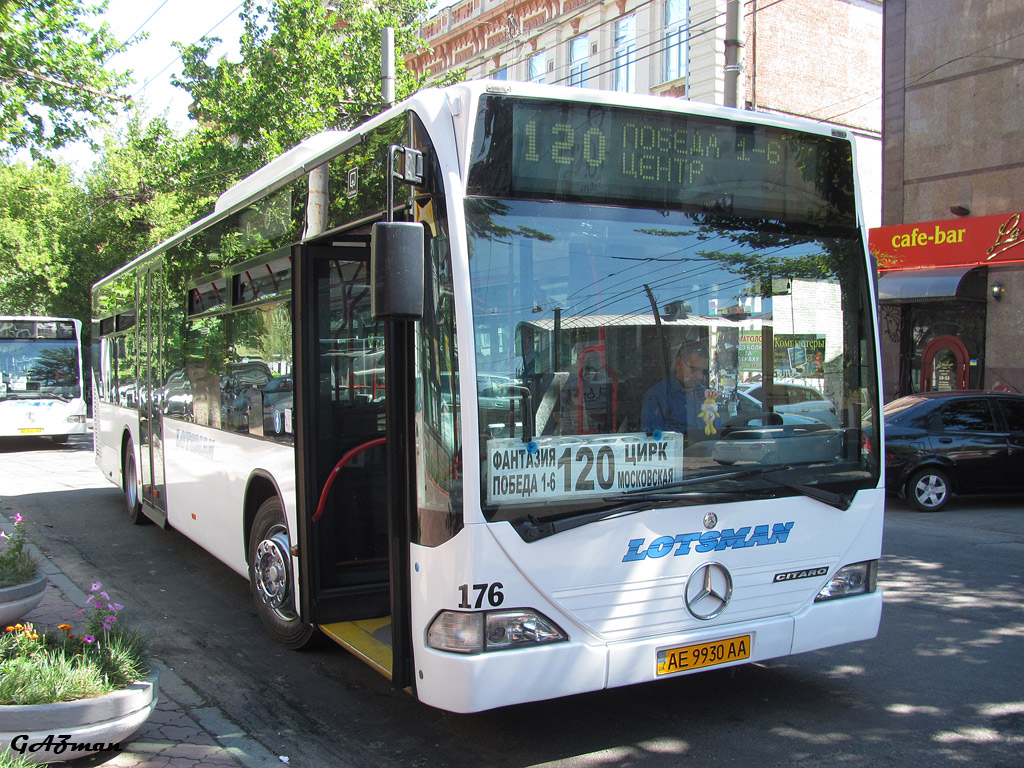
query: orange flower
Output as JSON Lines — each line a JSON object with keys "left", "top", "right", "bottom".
{"left": 58, "top": 624, "right": 72, "bottom": 632}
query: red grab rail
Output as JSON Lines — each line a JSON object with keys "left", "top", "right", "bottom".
{"left": 312, "top": 437, "right": 387, "bottom": 522}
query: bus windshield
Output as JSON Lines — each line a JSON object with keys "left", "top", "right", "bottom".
{"left": 466, "top": 198, "right": 879, "bottom": 522}
{"left": 0, "top": 320, "right": 81, "bottom": 400}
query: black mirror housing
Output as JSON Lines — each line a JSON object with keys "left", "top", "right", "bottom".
{"left": 371, "top": 221, "right": 425, "bottom": 320}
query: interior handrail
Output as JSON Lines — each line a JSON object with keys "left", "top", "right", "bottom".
{"left": 312, "top": 437, "right": 387, "bottom": 522}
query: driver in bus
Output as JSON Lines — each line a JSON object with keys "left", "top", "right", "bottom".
{"left": 641, "top": 339, "right": 719, "bottom": 440}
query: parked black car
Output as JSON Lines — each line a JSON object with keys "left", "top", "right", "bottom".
{"left": 883, "top": 390, "right": 1024, "bottom": 511}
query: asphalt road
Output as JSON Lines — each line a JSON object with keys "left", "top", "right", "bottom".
{"left": 2, "top": 432, "right": 1023, "bottom": 767}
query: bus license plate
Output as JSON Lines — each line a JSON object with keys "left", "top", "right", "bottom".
{"left": 656, "top": 634, "right": 751, "bottom": 676}
{"left": 19, "top": 428, "right": 43, "bottom": 434}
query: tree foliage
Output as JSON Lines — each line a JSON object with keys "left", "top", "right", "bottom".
{"left": 1, "top": 0, "right": 450, "bottom": 319}
{"left": 173, "top": 0, "right": 433, "bottom": 177}
{"left": 0, "top": 0, "right": 129, "bottom": 158}
{"left": 0, "top": 161, "right": 83, "bottom": 313}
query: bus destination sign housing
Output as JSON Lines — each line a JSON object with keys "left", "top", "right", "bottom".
{"left": 468, "top": 96, "right": 856, "bottom": 226}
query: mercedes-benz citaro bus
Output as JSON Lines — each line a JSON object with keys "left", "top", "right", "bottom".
{"left": 1, "top": 316, "right": 88, "bottom": 443}
{"left": 92, "top": 81, "right": 883, "bottom": 713}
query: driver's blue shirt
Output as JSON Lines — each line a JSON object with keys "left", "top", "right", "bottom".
{"left": 641, "top": 376, "right": 710, "bottom": 435}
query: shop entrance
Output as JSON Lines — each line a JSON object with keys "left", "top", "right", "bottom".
{"left": 921, "top": 334, "right": 970, "bottom": 392}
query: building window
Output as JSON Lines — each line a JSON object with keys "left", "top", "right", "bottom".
{"left": 493, "top": 67, "right": 508, "bottom": 80}
{"left": 614, "top": 16, "right": 636, "bottom": 92}
{"left": 569, "top": 35, "right": 589, "bottom": 87}
{"left": 665, "top": 0, "right": 688, "bottom": 82}
{"left": 529, "top": 52, "right": 547, "bottom": 84}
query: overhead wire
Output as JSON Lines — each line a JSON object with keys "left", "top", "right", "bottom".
{"left": 104, "top": 0, "right": 173, "bottom": 63}
{"left": 129, "top": 2, "right": 245, "bottom": 102}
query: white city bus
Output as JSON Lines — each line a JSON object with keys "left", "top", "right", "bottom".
{"left": 92, "top": 82, "right": 883, "bottom": 713}
{"left": 0, "top": 316, "right": 88, "bottom": 442}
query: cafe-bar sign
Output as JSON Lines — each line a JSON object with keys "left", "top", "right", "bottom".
{"left": 869, "top": 211, "right": 1024, "bottom": 271}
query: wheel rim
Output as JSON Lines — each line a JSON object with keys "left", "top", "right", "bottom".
{"left": 125, "top": 455, "right": 138, "bottom": 509}
{"left": 254, "top": 525, "right": 296, "bottom": 619}
{"left": 913, "top": 474, "right": 947, "bottom": 509}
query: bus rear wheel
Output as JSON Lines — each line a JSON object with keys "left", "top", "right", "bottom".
{"left": 123, "top": 440, "right": 148, "bottom": 525}
{"left": 248, "top": 498, "right": 316, "bottom": 649}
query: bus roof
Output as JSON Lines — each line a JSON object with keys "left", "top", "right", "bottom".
{"left": 93, "top": 81, "right": 856, "bottom": 290}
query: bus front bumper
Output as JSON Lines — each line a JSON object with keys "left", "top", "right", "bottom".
{"left": 414, "top": 590, "right": 882, "bottom": 713}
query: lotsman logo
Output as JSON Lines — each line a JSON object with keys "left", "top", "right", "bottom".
{"left": 622, "top": 522, "right": 795, "bottom": 562}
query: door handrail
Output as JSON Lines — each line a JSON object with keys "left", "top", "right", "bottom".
{"left": 313, "top": 437, "right": 387, "bottom": 522}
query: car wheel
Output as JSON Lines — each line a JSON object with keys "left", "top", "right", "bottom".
{"left": 248, "top": 498, "right": 317, "bottom": 649}
{"left": 906, "top": 467, "right": 951, "bottom": 512}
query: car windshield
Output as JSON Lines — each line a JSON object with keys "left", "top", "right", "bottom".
{"left": 466, "top": 198, "right": 880, "bottom": 523}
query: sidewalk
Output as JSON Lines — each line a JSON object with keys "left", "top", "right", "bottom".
{"left": 4, "top": 512, "right": 286, "bottom": 768}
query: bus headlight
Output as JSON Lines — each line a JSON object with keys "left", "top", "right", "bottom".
{"left": 427, "top": 609, "right": 567, "bottom": 654}
{"left": 814, "top": 561, "right": 877, "bottom": 601}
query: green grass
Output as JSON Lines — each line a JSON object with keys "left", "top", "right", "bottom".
{"left": 0, "top": 624, "right": 149, "bottom": 705}
{"left": 0, "top": 749, "right": 35, "bottom": 767}
{"left": 0, "top": 548, "right": 37, "bottom": 589}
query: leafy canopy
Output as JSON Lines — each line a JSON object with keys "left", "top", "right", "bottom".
{"left": 173, "top": 0, "right": 433, "bottom": 171}
{"left": 0, "top": 0, "right": 130, "bottom": 158}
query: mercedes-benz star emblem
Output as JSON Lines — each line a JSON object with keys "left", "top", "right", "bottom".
{"left": 684, "top": 562, "right": 733, "bottom": 620}
{"left": 703, "top": 511, "right": 718, "bottom": 529}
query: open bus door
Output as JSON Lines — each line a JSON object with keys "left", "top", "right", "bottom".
{"left": 293, "top": 223, "right": 424, "bottom": 693}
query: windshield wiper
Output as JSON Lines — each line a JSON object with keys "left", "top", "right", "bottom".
{"left": 623, "top": 462, "right": 852, "bottom": 510}
{"left": 515, "top": 463, "right": 851, "bottom": 542}
{"left": 4, "top": 390, "right": 70, "bottom": 402}
{"left": 761, "top": 474, "right": 852, "bottom": 511}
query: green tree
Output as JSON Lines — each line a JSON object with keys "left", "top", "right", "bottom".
{"left": 172, "top": 0, "right": 434, "bottom": 177}
{"left": 0, "top": 160, "right": 84, "bottom": 313}
{"left": 0, "top": 0, "right": 130, "bottom": 158}
{"left": 59, "top": 115, "right": 200, "bottom": 321}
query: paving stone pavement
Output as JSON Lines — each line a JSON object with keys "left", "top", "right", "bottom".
{"left": 3, "top": 514, "right": 284, "bottom": 768}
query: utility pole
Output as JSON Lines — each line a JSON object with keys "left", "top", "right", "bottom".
{"left": 724, "top": 0, "right": 743, "bottom": 108}
{"left": 382, "top": 26, "right": 396, "bottom": 107}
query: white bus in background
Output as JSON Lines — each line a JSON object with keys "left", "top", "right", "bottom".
{"left": 0, "top": 316, "right": 87, "bottom": 443}
{"left": 92, "top": 82, "right": 884, "bottom": 713}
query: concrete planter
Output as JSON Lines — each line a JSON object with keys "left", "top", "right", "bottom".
{"left": 0, "top": 669, "right": 159, "bottom": 764}
{"left": 0, "top": 570, "right": 47, "bottom": 626}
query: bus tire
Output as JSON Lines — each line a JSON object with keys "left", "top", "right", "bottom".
{"left": 51, "top": 434, "right": 69, "bottom": 444}
{"left": 123, "top": 440, "right": 148, "bottom": 525}
{"left": 248, "top": 498, "right": 317, "bottom": 649}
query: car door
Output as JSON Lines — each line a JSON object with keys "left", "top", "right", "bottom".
{"left": 994, "top": 397, "right": 1024, "bottom": 491}
{"left": 928, "top": 398, "right": 1005, "bottom": 492}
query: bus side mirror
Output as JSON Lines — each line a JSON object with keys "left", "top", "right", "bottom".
{"left": 371, "top": 221, "right": 424, "bottom": 320}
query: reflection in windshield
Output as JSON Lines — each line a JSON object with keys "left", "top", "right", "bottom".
{"left": 0, "top": 339, "right": 81, "bottom": 399}
{"left": 466, "top": 199, "right": 879, "bottom": 521}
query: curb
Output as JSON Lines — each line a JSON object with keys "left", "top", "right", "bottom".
{"left": 1, "top": 510, "right": 280, "bottom": 768}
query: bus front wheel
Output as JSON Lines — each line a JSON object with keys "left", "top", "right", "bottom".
{"left": 248, "top": 498, "right": 316, "bottom": 649}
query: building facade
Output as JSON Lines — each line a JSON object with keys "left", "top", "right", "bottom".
{"left": 407, "top": 0, "right": 883, "bottom": 225}
{"left": 871, "top": 0, "right": 1024, "bottom": 400}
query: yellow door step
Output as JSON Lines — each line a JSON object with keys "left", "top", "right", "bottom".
{"left": 320, "top": 617, "right": 393, "bottom": 680}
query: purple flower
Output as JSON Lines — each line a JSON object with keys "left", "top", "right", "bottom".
{"left": 90, "top": 582, "right": 102, "bottom": 592}
{"left": 13, "top": 514, "right": 23, "bottom": 523}
{"left": 0, "top": 531, "right": 7, "bottom": 540}
{"left": 110, "top": 603, "right": 124, "bottom": 612}
{"left": 83, "top": 635, "right": 96, "bottom": 643}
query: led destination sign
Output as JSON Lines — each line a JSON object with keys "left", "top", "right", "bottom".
{"left": 468, "top": 96, "right": 855, "bottom": 225}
